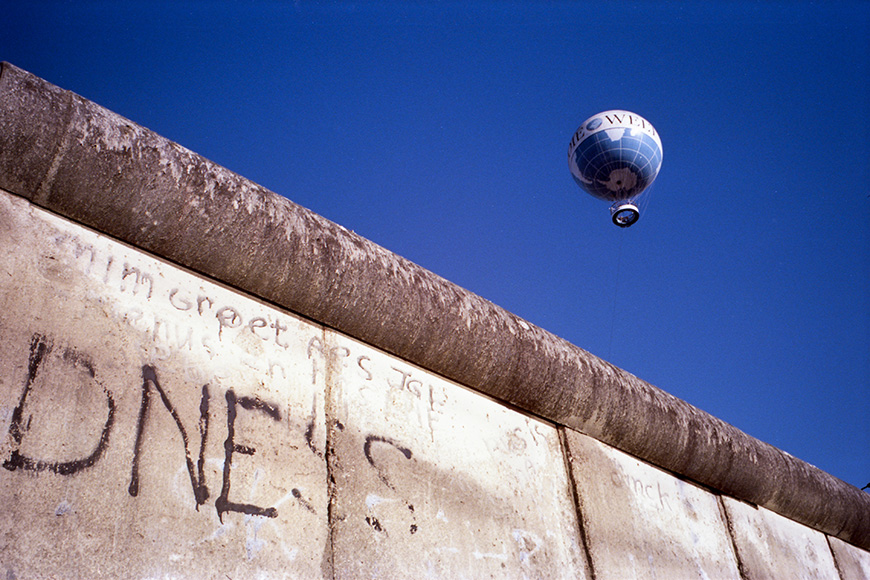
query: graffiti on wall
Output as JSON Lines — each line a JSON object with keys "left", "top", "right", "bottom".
{"left": 0, "top": 196, "right": 586, "bottom": 577}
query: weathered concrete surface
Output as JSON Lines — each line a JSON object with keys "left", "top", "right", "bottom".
{"left": 1, "top": 61, "right": 869, "bottom": 551}
{"left": 0, "top": 188, "right": 591, "bottom": 578}
{"left": 829, "top": 535, "right": 870, "bottom": 580}
{"left": 563, "top": 429, "right": 741, "bottom": 579}
{"left": 0, "top": 191, "right": 330, "bottom": 578}
{"left": 323, "top": 330, "right": 589, "bottom": 579}
{"left": 722, "top": 496, "right": 840, "bottom": 580}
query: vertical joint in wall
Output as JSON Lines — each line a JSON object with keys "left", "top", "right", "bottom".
{"left": 320, "top": 327, "right": 337, "bottom": 579}
{"left": 718, "top": 494, "right": 749, "bottom": 580}
{"left": 558, "top": 426, "right": 598, "bottom": 580}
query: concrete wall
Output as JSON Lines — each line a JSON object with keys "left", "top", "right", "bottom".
{"left": 0, "top": 191, "right": 588, "bottom": 578}
{"left": 0, "top": 62, "right": 868, "bottom": 578}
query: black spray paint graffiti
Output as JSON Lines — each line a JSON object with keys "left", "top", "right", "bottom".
{"left": 3, "top": 333, "right": 424, "bottom": 533}
{"left": 2, "top": 334, "right": 285, "bottom": 522}
{"left": 128, "top": 365, "right": 210, "bottom": 507}
{"left": 363, "top": 435, "right": 412, "bottom": 490}
{"left": 215, "top": 389, "right": 281, "bottom": 522}
{"left": 3, "top": 334, "right": 115, "bottom": 475}
{"left": 363, "top": 434, "right": 418, "bottom": 535}
{"left": 129, "top": 366, "right": 283, "bottom": 521}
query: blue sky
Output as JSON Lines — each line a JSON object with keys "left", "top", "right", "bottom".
{"left": 5, "top": 1, "right": 869, "bottom": 489}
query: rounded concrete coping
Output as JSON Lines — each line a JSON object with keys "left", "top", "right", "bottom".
{"left": 1, "top": 61, "right": 868, "bottom": 549}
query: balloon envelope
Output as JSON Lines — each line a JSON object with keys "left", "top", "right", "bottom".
{"left": 568, "top": 110, "right": 663, "bottom": 204}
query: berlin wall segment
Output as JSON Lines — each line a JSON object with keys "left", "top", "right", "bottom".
{"left": 561, "top": 429, "right": 862, "bottom": 579}
{"left": 0, "top": 191, "right": 331, "bottom": 577}
{"left": 828, "top": 536, "right": 870, "bottom": 580}
{"left": 562, "top": 429, "right": 743, "bottom": 579}
{"left": 0, "top": 190, "right": 589, "bottom": 578}
{"left": 2, "top": 62, "right": 867, "bottom": 551}
{"left": 323, "top": 329, "right": 589, "bottom": 579}
{"left": 721, "top": 496, "right": 842, "bottom": 580}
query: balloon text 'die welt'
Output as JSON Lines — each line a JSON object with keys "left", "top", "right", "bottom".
{"left": 568, "top": 110, "right": 663, "bottom": 227}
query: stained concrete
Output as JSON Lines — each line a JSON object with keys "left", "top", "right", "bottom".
{"left": 0, "top": 188, "right": 589, "bottom": 578}
{"left": 563, "top": 429, "right": 742, "bottom": 579}
{"left": 829, "top": 536, "right": 870, "bottom": 580}
{"left": 0, "top": 190, "right": 330, "bottom": 578}
{"left": 323, "top": 330, "right": 589, "bottom": 579}
{"left": 722, "top": 496, "right": 841, "bottom": 579}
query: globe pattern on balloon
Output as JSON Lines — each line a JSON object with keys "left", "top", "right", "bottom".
{"left": 569, "top": 114, "right": 663, "bottom": 203}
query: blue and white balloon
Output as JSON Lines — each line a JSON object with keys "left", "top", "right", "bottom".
{"left": 568, "top": 110, "right": 662, "bottom": 227}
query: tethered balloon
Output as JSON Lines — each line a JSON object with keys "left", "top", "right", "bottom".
{"left": 568, "top": 110, "right": 663, "bottom": 227}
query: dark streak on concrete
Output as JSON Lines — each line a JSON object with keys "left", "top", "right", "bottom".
{"left": 292, "top": 488, "right": 317, "bottom": 514}
{"left": 1, "top": 61, "right": 868, "bottom": 549}
{"left": 363, "top": 434, "right": 413, "bottom": 491}
{"left": 3, "top": 334, "right": 115, "bottom": 476}
{"left": 216, "top": 389, "right": 279, "bottom": 522}
{"left": 129, "top": 365, "right": 210, "bottom": 507}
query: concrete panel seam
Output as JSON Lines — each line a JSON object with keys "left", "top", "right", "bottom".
{"left": 827, "top": 534, "right": 847, "bottom": 580}
{"left": 321, "top": 326, "right": 338, "bottom": 580}
{"left": 718, "top": 494, "right": 750, "bottom": 580}
{"left": 558, "top": 426, "right": 598, "bottom": 580}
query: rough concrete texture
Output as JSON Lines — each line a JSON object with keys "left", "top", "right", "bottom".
{"left": 829, "top": 536, "right": 870, "bottom": 580}
{"left": 0, "top": 188, "right": 591, "bottom": 578}
{"left": 722, "top": 496, "right": 841, "bottom": 579}
{"left": 323, "top": 330, "right": 589, "bottom": 579}
{"left": 2, "top": 61, "right": 867, "bottom": 550}
{"left": 0, "top": 191, "right": 330, "bottom": 578}
{"left": 563, "top": 429, "right": 742, "bottom": 579}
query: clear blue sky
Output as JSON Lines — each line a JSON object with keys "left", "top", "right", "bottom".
{"left": 5, "top": 1, "right": 868, "bottom": 489}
